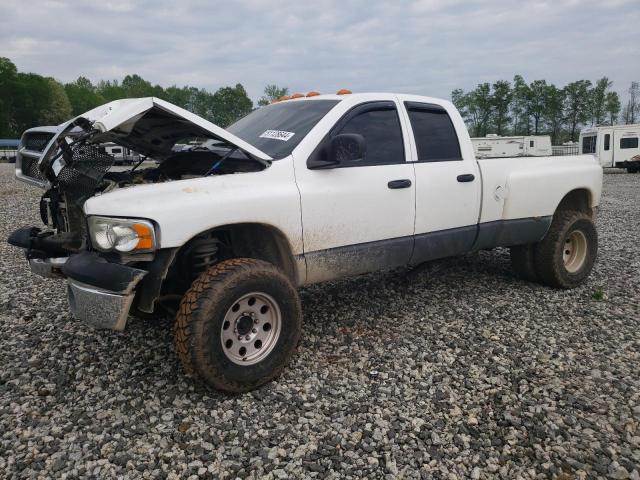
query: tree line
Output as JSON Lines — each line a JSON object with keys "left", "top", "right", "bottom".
{"left": 452, "top": 76, "right": 640, "bottom": 144}
{"left": 0, "top": 57, "right": 289, "bottom": 138}
{"left": 3, "top": 55, "right": 639, "bottom": 146}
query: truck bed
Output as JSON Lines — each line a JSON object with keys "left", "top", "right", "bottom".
{"left": 476, "top": 154, "right": 602, "bottom": 224}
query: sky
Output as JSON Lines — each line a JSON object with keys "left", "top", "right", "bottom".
{"left": 2, "top": 0, "right": 639, "bottom": 103}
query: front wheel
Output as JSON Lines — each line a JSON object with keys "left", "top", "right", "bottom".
{"left": 534, "top": 211, "right": 598, "bottom": 289}
{"left": 174, "top": 258, "right": 302, "bottom": 392}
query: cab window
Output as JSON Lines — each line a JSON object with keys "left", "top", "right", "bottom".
{"left": 405, "top": 102, "right": 462, "bottom": 162}
{"left": 333, "top": 102, "right": 405, "bottom": 166}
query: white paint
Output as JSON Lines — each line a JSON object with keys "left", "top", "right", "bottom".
{"left": 471, "top": 135, "right": 553, "bottom": 158}
{"left": 79, "top": 97, "right": 272, "bottom": 161}
{"left": 25, "top": 93, "right": 603, "bottom": 286}
{"left": 579, "top": 124, "right": 640, "bottom": 169}
{"left": 398, "top": 94, "right": 482, "bottom": 234}
{"left": 291, "top": 93, "right": 415, "bottom": 254}
{"left": 476, "top": 154, "right": 602, "bottom": 223}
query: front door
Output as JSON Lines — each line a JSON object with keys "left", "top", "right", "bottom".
{"left": 295, "top": 101, "right": 416, "bottom": 283}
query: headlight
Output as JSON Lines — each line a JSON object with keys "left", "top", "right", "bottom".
{"left": 87, "top": 216, "right": 157, "bottom": 253}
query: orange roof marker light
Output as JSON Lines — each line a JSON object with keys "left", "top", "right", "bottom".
{"left": 306, "top": 91, "right": 321, "bottom": 97}
{"left": 290, "top": 93, "right": 304, "bottom": 99}
{"left": 336, "top": 88, "right": 352, "bottom": 95}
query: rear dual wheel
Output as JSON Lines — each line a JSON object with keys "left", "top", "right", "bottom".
{"left": 175, "top": 258, "right": 302, "bottom": 392}
{"left": 510, "top": 210, "right": 597, "bottom": 289}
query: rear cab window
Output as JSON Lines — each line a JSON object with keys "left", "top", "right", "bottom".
{"left": 404, "top": 102, "right": 462, "bottom": 162}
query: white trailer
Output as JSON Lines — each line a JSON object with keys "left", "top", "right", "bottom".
{"left": 471, "top": 134, "right": 552, "bottom": 158}
{"left": 103, "top": 142, "right": 142, "bottom": 165}
{"left": 579, "top": 124, "right": 640, "bottom": 173}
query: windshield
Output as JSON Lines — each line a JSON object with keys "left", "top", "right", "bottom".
{"left": 227, "top": 100, "right": 340, "bottom": 159}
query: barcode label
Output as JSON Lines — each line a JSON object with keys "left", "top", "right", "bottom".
{"left": 259, "top": 130, "right": 295, "bottom": 142}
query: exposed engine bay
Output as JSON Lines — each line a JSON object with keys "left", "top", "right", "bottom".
{"left": 20, "top": 99, "right": 272, "bottom": 237}
{"left": 100, "top": 146, "right": 266, "bottom": 193}
{"left": 39, "top": 132, "right": 268, "bottom": 235}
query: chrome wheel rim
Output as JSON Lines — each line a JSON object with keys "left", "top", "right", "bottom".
{"left": 563, "top": 230, "right": 588, "bottom": 273}
{"left": 220, "top": 292, "right": 282, "bottom": 365}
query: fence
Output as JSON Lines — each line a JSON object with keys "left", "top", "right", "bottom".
{"left": 552, "top": 145, "right": 580, "bottom": 156}
{"left": 0, "top": 148, "right": 17, "bottom": 162}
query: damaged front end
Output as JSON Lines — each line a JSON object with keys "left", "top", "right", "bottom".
{"left": 8, "top": 97, "right": 271, "bottom": 330}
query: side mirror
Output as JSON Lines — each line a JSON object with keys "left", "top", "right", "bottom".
{"left": 307, "top": 133, "right": 366, "bottom": 169}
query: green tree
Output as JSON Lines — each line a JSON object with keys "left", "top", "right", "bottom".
{"left": 96, "top": 80, "right": 125, "bottom": 102}
{"left": 491, "top": 80, "right": 512, "bottom": 135}
{"left": 121, "top": 74, "right": 156, "bottom": 98}
{"left": 623, "top": 81, "right": 638, "bottom": 124}
{"left": 468, "top": 83, "right": 492, "bottom": 137}
{"left": 41, "top": 78, "right": 72, "bottom": 125}
{"left": 451, "top": 88, "right": 474, "bottom": 132}
{"left": 589, "top": 77, "right": 612, "bottom": 125}
{"left": 257, "top": 84, "right": 289, "bottom": 106}
{"left": 164, "top": 85, "right": 192, "bottom": 109}
{"left": 545, "top": 85, "right": 566, "bottom": 144}
{"left": 0, "top": 57, "right": 18, "bottom": 136}
{"left": 605, "top": 91, "right": 620, "bottom": 125}
{"left": 527, "top": 80, "right": 548, "bottom": 135}
{"left": 563, "top": 80, "right": 592, "bottom": 141}
{"left": 11, "top": 73, "right": 55, "bottom": 134}
{"left": 212, "top": 83, "right": 253, "bottom": 126}
{"left": 451, "top": 88, "right": 482, "bottom": 136}
{"left": 511, "top": 75, "right": 530, "bottom": 135}
{"left": 185, "top": 87, "right": 215, "bottom": 119}
{"left": 65, "top": 76, "right": 105, "bottom": 115}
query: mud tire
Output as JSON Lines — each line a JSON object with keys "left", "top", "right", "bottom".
{"left": 534, "top": 211, "right": 598, "bottom": 289}
{"left": 174, "top": 258, "right": 302, "bottom": 393}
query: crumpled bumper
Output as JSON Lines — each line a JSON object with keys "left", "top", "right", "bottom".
{"left": 61, "top": 252, "right": 147, "bottom": 331}
{"left": 67, "top": 280, "right": 136, "bottom": 331}
{"left": 9, "top": 226, "right": 148, "bottom": 331}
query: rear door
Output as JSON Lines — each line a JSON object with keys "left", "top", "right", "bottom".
{"left": 295, "top": 100, "right": 416, "bottom": 283}
{"left": 400, "top": 99, "right": 482, "bottom": 264}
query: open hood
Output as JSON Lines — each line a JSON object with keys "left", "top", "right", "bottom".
{"left": 75, "top": 97, "right": 272, "bottom": 161}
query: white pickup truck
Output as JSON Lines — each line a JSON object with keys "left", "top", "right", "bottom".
{"left": 9, "top": 92, "right": 602, "bottom": 392}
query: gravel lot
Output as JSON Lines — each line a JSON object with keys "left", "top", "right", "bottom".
{"left": 0, "top": 163, "right": 638, "bottom": 479}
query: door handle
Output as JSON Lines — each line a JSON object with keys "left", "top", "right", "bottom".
{"left": 388, "top": 179, "right": 412, "bottom": 189}
{"left": 457, "top": 174, "right": 475, "bottom": 183}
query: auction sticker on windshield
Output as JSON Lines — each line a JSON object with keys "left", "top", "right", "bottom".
{"left": 259, "top": 130, "right": 295, "bottom": 142}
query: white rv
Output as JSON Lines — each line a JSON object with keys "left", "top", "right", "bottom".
{"left": 579, "top": 125, "right": 640, "bottom": 173}
{"left": 471, "top": 135, "right": 553, "bottom": 158}
{"left": 103, "top": 143, "right": 142, "bottom": 165}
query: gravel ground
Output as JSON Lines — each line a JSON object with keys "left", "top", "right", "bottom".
{"left": 0, "top": 163, "right": 638, "bottom": 479}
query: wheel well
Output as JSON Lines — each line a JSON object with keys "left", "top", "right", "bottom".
{"left": 172, "top": 223, "right": 298, "bottom": 287}
{"left": 555, "top": 189, "right": 593, "bottom": 217}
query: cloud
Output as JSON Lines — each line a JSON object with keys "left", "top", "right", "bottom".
{"left": 0, "top": 0, "right": 638, "bottom": 102}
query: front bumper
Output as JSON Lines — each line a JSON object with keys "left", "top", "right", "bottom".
{"left": 61, "top": 252, "right": 147, "bottom": 331}
{"left": 67, "top": 280, "right": 135, "bottom": 331}
{"left": 9, "top": 227, "right": 148, "bottom": 331}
